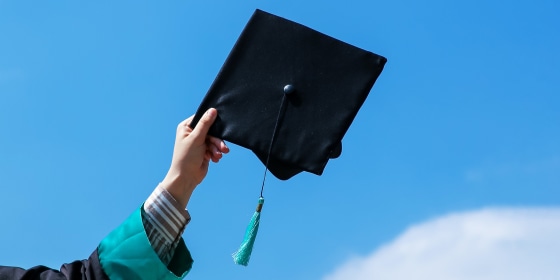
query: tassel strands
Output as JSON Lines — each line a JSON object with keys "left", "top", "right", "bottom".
{"left": 232, "top": 197, "right": 265, "bottom": 266}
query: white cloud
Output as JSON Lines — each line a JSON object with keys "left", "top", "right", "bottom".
{"left": 323, "top": 208, "right": 560, "bottom": 280}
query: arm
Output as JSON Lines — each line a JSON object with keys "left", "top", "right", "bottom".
{"left": 141, "top": 108, "right": 229, "bottom": 265}
{"left": 0, "top": 109, "right": 226, "bottom": 280}
{"left": 97, "top": 108, "right": 229, "bottom": 280}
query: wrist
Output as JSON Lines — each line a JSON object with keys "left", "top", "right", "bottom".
{"left": 160, "top": 171, "right": 197, "bottom": 208}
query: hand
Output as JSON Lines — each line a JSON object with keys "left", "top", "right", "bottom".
{"left": 160, "top": 108, "right": 229, "bottom": 208}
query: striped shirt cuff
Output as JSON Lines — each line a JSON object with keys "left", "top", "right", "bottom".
{"left": 142, "top": 184, "right": 191, "bottom": 265}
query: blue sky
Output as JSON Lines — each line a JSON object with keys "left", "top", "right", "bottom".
{"left": 1, "top": 1, "right": 559, "bottom": 279}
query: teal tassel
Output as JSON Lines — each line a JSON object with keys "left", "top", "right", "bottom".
{"left": 232, "top": 197, "right": 264, "bottom": 266}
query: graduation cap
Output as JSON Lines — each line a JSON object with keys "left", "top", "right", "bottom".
{"left": 190, "top": 9, "right": 387, "bottom": 265}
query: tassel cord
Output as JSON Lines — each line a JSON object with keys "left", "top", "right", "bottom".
{"left": 260, "top": 93, "right": 288, "bottom": 198}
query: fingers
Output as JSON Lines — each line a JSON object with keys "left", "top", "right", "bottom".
{"left": 208, "top": 136, "right": 229, "bottom": 153}
{"left": 208, "top": 142, "right": 221, "bottom": 160}
{"left": 184, "top": 115, "right": 195, "bottom": 127}
{"left": 183, "top": 108, "right": 228, "bottom": 164}
{"left": 206, "top": 136, "right": 228, "bottom": 163}
{"left": 190, "top": 108, "right": 217, "bottom": 142}
{"left": 178, "top": 115, "right": 195, "bottom": 131}
{"left": 176, "top": 116, "right": 195, "bottom": 139}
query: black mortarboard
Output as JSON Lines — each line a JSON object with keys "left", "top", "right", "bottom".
{"left": 190, "top": 9, "right": 387, "bottom": 266}
{"left": 191, "top": 9, "right": 386, "bottom": 181}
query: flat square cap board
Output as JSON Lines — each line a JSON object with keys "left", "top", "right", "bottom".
{"left": 191, "top": 9, "right": 387, "bottom": 180}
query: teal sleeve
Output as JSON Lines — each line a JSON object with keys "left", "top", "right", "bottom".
{"left": 97, "top": 206, "right": 193, "bottom": 280}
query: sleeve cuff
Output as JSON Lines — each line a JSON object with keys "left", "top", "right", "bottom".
{"left": 98, "top": 206, "right": 193, "bottom": 280}
{"left": 144, "top": 184, "right": 191, "bottom": 241}
{"left": 143, "top": 184, "right": 191, "bottom": 264}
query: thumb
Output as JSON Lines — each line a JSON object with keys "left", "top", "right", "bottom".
{"left": 191, "top": 108, "right": 217, "bottom": 142}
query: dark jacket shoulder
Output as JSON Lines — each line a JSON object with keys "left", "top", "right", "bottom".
{"left": 0, "top": 249, "right": 108, "bottom": 280}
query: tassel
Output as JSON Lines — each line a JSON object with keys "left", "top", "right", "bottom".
{"left": 232, "top": 197, "right": 265, "bottom": 266}
{"left": 232, "top": 93, "right": 284, "bottom": 265}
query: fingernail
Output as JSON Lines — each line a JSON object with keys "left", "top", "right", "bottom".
{"left": 206, "top": 108, "right": 217, "bottom": 118}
